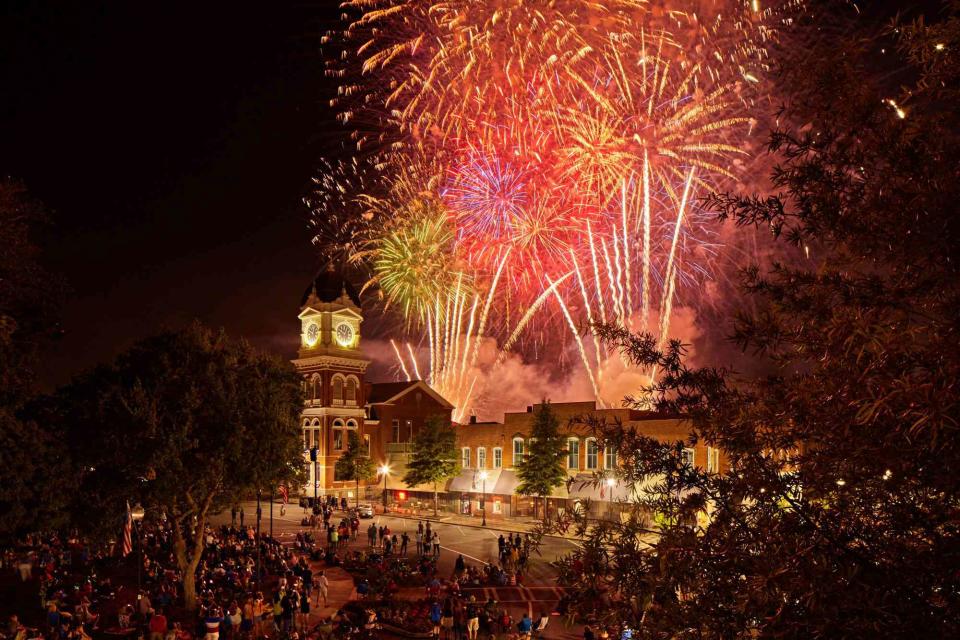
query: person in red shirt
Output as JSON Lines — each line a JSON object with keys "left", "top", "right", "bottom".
{"left": 148, "top": 610, "right": 168, "bottom": 640}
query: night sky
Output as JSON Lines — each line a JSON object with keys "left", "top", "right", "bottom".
{"left": 1, "top": 1, "right": 344, "bottom": 387}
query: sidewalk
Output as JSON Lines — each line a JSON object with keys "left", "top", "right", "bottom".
{"left": 379, "top": 509, "right": 578, "bottom": 541}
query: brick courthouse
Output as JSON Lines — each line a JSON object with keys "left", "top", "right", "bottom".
{"left": 293, "top": 266, "right": 723, "bottom": 519}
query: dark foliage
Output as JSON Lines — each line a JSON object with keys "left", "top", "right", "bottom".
{"left": 553, "top": 4, "right": 960, "bottom": 638}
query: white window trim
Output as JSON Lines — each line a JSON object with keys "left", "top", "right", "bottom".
{"left": 461, "top": 447, "right": 471, "bottom": 469}
{"left": 512, "top": 437, "right": 524, "bottom": 466}
{"left": 567, "top": 437, "right": 580, "bottom": 470}
{"left": 477, "top": 447, "right": 486, "bottom": 469}
{"left": 585, "top": 437, "right": 598, "bottom": 470}
{"left": 493, "top": 447, "right": 503, "bottom": 469}
{"left": 604, "top": 445, "right": 617, "bottom": 470}
{"left": 682, "top": 447, "right": 696, "bottom": 468}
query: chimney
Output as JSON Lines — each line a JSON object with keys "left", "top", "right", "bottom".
{"left": 469, "top": 415, "right": 477, "bottom": 424}
{"left": 526, "top": 405, "right": 533, "bottom": 413}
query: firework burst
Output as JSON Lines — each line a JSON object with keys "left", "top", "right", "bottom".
{"left": 319, "top": 1, "right": 799, "bottom": 418}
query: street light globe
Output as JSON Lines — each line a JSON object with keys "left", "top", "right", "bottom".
{"left": 131, "top": 504, "right": 146, "bottom": 521}
{"left": 479, "top": 470, "right": 488, "bottom": 481}
{"left": 605, "top": 478, "right": 616, "bottom": 488}
{"left": 379, "top": 464, "right": 390, "bottom": 475}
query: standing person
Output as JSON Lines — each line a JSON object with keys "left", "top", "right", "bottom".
{"left": 240, "top": 598, "right": 254, "bottom": 639}
{"left": 415, "top": 529, "right": 423, "bottom": 556}
{"left": 148, "top": 608, "right": 167, "bottom": 640}
{"left": 298, "top": 589, "right": 311, "bottom": 633}
{"left": 429, "top": 601, "right": 442, "bottom": 639}
{"left": 280, "top": 591, "right": 294, "bottom": 634}
{"left": 253, "top": 593, "right": 266, "bottom": 638}
{"left": 367, "top": 524, "right": 377, "bottom": 547}
{"left": 203, "top": 608, "right": 223, "bottom": 640}
{"left": 400, "top": 532, "right": 409, "bottom": 556}
{"left": 230, "top": 506, "right": 237, "bottom": 528}
{"left": 316, "top": 571, "right": 329, "bottom": 608}
{"left": 432, "top": 532, "right": 441, "bottom": 558}
{"left": 239, "top": 507, "right": 245, "bottom": 528}
{"left": 466, "top": 597, "right": 480, "bottom": 640}
{"left": 302, "top": 566, "right": 313, "bottom": 603}
{"left": 497, "top": 535, "right": 505, "bottom": 561}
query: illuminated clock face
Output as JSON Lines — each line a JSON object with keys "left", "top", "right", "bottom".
{"left": 304, "top": 322, "right": 320, "bottom": 347}
{"left": 335, "top": 321, "right": 354, "bottom": 347}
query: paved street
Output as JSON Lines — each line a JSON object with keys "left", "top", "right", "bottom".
{"left": 213, "top": 500, "right": 582, "bottom": 638}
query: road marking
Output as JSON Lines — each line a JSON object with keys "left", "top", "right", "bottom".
{"left": 439, "top": 545, "right": 488, "bottom": 565}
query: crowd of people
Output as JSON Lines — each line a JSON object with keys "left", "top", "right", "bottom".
{"left": 2, "top": 499, "right": 583, "bottom": 640}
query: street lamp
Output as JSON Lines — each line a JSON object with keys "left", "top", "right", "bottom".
{"left": 379, "top": 464, "right": 390, "bottom": 512}
{"left": 479, "top": 471, "right": 488, "bottom": 527}
{"left": 130, "top": 504, "right": 145, "bottom": 593}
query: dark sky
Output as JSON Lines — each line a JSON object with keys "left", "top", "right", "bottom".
{"left": 1, "top": 1, "right": 344, "bottom": 387}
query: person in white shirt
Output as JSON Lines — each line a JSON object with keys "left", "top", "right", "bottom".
{"left": 316, "top": 570, "right": 329, "bottom": 607}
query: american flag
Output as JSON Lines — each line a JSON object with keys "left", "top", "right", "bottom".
{"left": 279, "top": 484, "right": 289, "bottom": 504}
{"left": 121, "top": 501, "right": 133, "bottom": 557}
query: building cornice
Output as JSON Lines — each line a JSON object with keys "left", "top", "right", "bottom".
{"left": 293, "top": 355, "right": 370, "bottom": 371}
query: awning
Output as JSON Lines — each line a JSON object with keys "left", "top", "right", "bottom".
{"left": 448, "top": 469, "right": 502, "bottom": 493}
{"left": 492, "top": 469, "right": 520, "bottom": 495}
{"left": 566, "top": 474, "right": 632, "bottom": 502}
{"left": 384, "top": 474, "right": 442, "bottom": 494}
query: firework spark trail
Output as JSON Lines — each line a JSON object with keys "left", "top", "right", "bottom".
{"left": 499, "top": 271, "right": 573, "bottom": 359}
{"left": 406, "top": 342, "right": 422, "bottom": 381}
{"left": 621, "top": 177, "right": 632, "bottom": 328}
{"left": 658, "top": 167, "right": 697, "bottom": 350}
{"left": 569, "top": 248, "right": 603, "bottom": 373}
{"left": 549, "top": 275, "right": 602, "bottom": 404}
{"left": 641, "top": 150, "right": 651, "bottom": 329}
{"left": 391, "top": 339, "right": 411, "bottom": 382}
{"left": 587, "top": 222, "right": 607, "bottom": 325}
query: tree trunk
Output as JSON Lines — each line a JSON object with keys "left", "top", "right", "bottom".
{"left": 433, "top": 482, "right": 438, "bottom": 517}
{"left": 183, "top": 568, "right": 198, "bottom": 612}
{"left": 543, "top": 495, "right": 548, "bottom": 525}
{"left": 356, "top": 477, "right": 360, "bottom": 509}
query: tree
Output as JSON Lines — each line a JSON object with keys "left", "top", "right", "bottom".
{"left": 403, "top": 415, "right": 460, "bottom": 516}
{"left": 553, "top": 4, "right": 960, "bottom": 638}
{"left": 60, "top": 323, "right": 304, "bottom": 610}
{"left": 334, "top": 430, "right": 375, "bottom": 509}
{"left": 0, "top": 179, "right": 68, "bottom": 543}
{"left": 515, "top": 401, "right": 567, "bottom": 523}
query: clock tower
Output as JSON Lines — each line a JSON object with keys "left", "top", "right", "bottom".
{"left": 294, "top": 264, "right": 371, "bottom": 502}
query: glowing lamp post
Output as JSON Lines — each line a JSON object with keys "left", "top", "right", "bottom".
{"left": 479, "top": 471, "right": 488, "bottom": 526}
{"left": 380, "top": 464, "right": 390, "bottom": 512}
{"left": 131, "top": 504, "right": 145, "bottom": 593}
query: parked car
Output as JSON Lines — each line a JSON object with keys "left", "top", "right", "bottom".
{"left": 356, "top": 503, "right": 374, "bottom": 518}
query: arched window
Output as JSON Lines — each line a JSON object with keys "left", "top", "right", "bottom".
{"left": 512, "top": 437, "right": 524, "bottom": 466}
{"left": 345, "top": 377, "right": 357, "bottom": 405}
{"left": 332, "top": 375, "right": 344, "bottom": 405}
{"left": 346, "top": 419, "right": 358, "bottom": 428}
{"left": 585, "top": 438, "right": 598, "bottom": 470}
{"left": 310, "top": 374, "right": 320, "bottom": 403}
{"left": 332, "top": 418, "right": 345, "bottom": 450}
{"left": 567, "top": 438, "right": 580, "bottom": 470}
